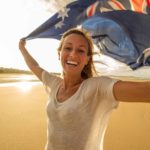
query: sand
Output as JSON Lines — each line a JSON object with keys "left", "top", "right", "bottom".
{"left": 0, "top": 83, "right": 47, "bottom": 150}
{"left": 0, "top": 83, "right": 150, "bottom": 150}
{"left": 104, "top": 103, "right": 150, "bottom": 150}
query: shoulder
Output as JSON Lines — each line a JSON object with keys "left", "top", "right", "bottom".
{"left": 42, "top": 70, "right": 62, "bottom": 86}
{"left": 81, "top": 76, "right": 119, "bottom": 106}
{"left": 83, "top": 76, "right": 119, "bottom": 95}
{"left": 85, "top": 76, "right": 118, "bottom": 85}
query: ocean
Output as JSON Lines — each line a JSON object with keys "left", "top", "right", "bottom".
{"left": 0, "top": 73, "right": 40, "bottom": 87}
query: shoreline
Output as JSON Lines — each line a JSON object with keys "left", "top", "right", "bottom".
{"left": 0, "top": 81, "right": 41, "bottom": 87}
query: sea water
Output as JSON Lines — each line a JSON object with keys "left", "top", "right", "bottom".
{"left": 0, "top": 73, "right": 40, "bottom": 87}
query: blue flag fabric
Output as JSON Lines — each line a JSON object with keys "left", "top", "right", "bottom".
{"left": 24, "top": 0, "right": 97, "bottom": 40}
{"left": 24, "top": 0, "right": 150, "bottom": 70}
{"left": 82, "top": 10, "right": 150, "bottom": 69}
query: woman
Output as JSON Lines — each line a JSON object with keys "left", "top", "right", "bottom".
{"left": 19, "top": 28, "right": 150, "bottom": 150}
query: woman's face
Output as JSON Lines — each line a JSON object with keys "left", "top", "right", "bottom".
{"left": 59, "top": 33, "right": 89, "bottom": 77}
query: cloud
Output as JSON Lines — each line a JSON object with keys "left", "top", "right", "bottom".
{"left": 38, "top": 0, "right": 76, "bottom": 12}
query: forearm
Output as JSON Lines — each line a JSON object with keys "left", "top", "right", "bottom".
{"left": 19, "top": 39, "right": 40, "bottom": 70}
{"left": 19, "top": 39, "right": 44, "bottom": 81}
{"left": 142, "top": 81, "right": 150, "bottom": 102}
{"left": 114, "top": 80, "right": 150, "bottom": 102}
{"left": 20, "top": 46, "right": 39, "bottom": 70}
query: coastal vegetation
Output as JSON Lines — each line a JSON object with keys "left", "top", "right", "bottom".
{"left": 0, "top": 67, "right": 32, "bottom": 74}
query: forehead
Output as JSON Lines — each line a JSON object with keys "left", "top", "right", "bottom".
{"left": 63, "top": 33, "right": 88, "bottom": 47}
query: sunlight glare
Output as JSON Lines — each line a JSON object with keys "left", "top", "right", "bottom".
{"left": 17, "top": 81, "right": 33, "bottom": 92}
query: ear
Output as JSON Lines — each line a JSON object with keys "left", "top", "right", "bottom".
{"left": 58, "top": 51, "right": 60, "bottom": 60}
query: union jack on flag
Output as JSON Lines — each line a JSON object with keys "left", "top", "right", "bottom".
{"left": 98, "top": 0, "right": 150, "bottom": 14}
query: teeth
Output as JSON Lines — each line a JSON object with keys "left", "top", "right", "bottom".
{"left": 67, "top": 60, "right": 78, "bottom": 65}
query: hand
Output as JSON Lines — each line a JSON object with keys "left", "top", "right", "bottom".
{"left": 19, "top": 39, "right": 26, "bottom": 51}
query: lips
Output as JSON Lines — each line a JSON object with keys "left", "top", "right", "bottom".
{"left": 66, "top": 60, "right": 78, "bottom": 66}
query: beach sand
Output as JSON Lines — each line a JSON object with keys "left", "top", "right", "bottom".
{"left": 0, "top": 83, "right": 150, "bottom": 150}
{"left": 0, "top": 84, "right": 47, "bottom": 150}
{"left": 104, "top": 103, "right": 150, "bottom": 150}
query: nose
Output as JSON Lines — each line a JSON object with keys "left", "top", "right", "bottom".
{"left": 70, "top": 49, "right": 77, "bottom": 57}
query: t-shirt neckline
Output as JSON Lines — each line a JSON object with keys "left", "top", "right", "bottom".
{"left": 54, "top": 80, "right": 86, "bottom": 105}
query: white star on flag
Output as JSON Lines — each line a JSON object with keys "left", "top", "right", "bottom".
{"left": 55, "top": 20, "right": 65, "bottom": 29}
{"left": 57, "top": 7, "right": 70, "bottom": 20}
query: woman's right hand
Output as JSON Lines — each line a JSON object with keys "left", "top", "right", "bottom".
{"left": 19, "top": 39, "right": 26, "bottom": 51}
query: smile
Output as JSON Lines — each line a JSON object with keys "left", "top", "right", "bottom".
{"left": 66, "top": 60, "right": 78, "bottom": 66}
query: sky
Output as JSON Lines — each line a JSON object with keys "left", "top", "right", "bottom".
{"left": 0, "top": 0, "right": 150, "bottom": 79}
{"left": 0, "top": 0, "right": 61, "bottom": 73}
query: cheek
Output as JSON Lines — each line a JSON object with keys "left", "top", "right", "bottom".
{"left": 59, "top": 51, "right": 67, "bottom": 63}
{"left": 81, "top": 55, "right": 89, "bottom": 64}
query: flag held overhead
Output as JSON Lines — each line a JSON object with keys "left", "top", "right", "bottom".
{"left": 24, "top": 0, "right": 97, "bottom": 40}
{"left": 23, "top": 0, "right": 150, "bottom": 70}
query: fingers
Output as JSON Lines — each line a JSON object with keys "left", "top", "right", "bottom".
{"left": 19, "top": 39, "right": 26, "bottom": 50}
{"left": 20, "top": 39, "right": 26, "bottom": 45}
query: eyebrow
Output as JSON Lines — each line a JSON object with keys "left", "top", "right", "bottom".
{"left": 64, "top": 42, "right": 87, "bottom": 48}
{"left": 63, "top": 42, "right": 72, "bottom": 45}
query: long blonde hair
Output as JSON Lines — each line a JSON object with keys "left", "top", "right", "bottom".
{"left": 58, "top": 28, "right": 96, "bottom": 79}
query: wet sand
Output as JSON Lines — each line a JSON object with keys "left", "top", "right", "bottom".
{"left": 0, "top": 83, "right": 150, "bottom": 150}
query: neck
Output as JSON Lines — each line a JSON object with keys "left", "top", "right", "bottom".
{"left": 62, "top": 74, "right": 84, "bottom": 89}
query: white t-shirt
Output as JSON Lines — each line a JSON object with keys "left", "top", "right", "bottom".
{"left": 42, "top": 70, "right": 119, "bottom": 150}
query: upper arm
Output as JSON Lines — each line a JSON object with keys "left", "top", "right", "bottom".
{"left": 113, "top": 80, "right": 150, "bottom": 102}
{"left": 30, "top": 66, "right": 44, "bottom": 81}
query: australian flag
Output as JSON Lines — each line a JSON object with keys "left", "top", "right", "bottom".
{"left": 24, "top": 0, "right": 150, "bottom": 70}
{"left": 24, "top": 0, "right": 97, "bottom": 40}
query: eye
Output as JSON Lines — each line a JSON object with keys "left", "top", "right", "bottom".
{"left": 63, "top": 47, "right": 72, "bottom": 51}
{"left": 78, "top": 49, "right": 86, "bottom": 54}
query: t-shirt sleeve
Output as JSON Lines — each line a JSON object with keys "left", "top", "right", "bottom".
{"left": 41, "top": 70, "right": 61, "bottom": 94}
{"left": 99, "top": 76, "right": 119, "bottom": 109}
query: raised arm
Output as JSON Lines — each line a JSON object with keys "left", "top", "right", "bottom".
{"left": 18, "top": 39, "right": 44, "bottom": 81}
{"left": 113, "top": 80, "right": 150, "bottom": 102}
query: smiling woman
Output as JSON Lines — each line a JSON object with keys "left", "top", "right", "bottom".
{"left": 18, "top": 26, "right": 150, "bottom": 150}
